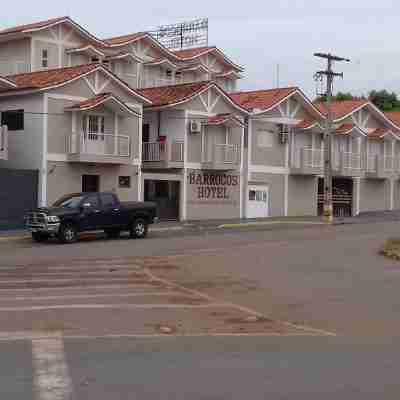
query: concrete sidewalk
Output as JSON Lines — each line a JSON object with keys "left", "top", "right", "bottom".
{"left": 0, "top": 216, "right": 334, "bottom": 242}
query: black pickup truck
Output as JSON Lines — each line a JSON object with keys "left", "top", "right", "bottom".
{"left": 25, "top": 192, "right": 158, "bottom": 243}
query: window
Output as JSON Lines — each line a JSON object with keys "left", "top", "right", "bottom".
{"left": 42, "top": 49, "right": 48, "bottom": 68}
{"left": 249, "top": 190, "right": 256, "bottom": 201}
{"left": 257, "top": 131, "right": 274, "bottom": 148}
{"left": 100, "top": 193, "right": 117, "bottom": 208}
{"left": 119, "top": 176, "right": 131, "bottom": 188}
{"left": 91, "top": 57, "right": 99, "bottom": 63}
{"left": 1, "top": 109, "right": 24, "bottom": 131}
{"left": 83, "top": 115, "right": 105, "bottom": 140}
{"left": 84, "top": 194, "right": 100, "bottom": 208}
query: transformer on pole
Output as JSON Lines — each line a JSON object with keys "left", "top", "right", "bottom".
{"left": 314, "top": 53, "right": 350, "bottom": 223}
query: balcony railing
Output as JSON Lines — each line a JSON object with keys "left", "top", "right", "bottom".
{"left": 202, "top": 144, "right": 240, "bottom": 170}
{"left": 291, "top": 147, "right": 323, "bottom": 174}
{"left": 142, "top": 141, "right": 184, "bottom": 167}
{"left": 366, "top": 155, "right": 397, "bottom": 179}
{"left": 66, "top": 132, "right": 130, "bottom": 164}
{"left": 142, "top": 77, "right": 176, "bottom": 88}
{"left": 0, "top": 61, "right": 30, "bottom": 76}
{"left": 0, "top": 126, "right": 8, "bottom": 161}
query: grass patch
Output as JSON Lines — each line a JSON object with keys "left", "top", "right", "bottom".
{"left": 380, "top": 238, "right": 400, "bottom": 260}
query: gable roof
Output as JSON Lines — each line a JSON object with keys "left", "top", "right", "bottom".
{"left": 0, "top": 64, "right": 152, "bottom": 103}
{"left": 0, "top": 16, "right": 104, "bottom": 46}
{"left": 0, "top": 76, "right": 17, "bottom": 89}
{"left": 385, "top": 112, "right": 400, "bottom": 126}
{"left": 102, "top": 32, "right": 147, "bottom": 46}
{"left": 172, "top": 46, "right": 244, "bottom": 72}
{"left": 296, "top": 118, "right": 322, "bottom": 130}
{"left": 315, "top": 100, "right": 369, "bottom": 121}
{"left": 231, "top": 87, "right": 324, "bottom": 120}
{"left": 65, "top": 92, "right": 140, "bottom": 116}
{"left": 204, "top": 113, "right": 244, "bottom": 128}
{"left": 137, "top": 80, "right": 248, "bottom": 114}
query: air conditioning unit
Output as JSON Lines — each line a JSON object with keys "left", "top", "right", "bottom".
{"left": 278, "top": 124, "right": 289, "bottom": 144}
{"left": 190, "top": 120, "right": 201, "bottom": 134}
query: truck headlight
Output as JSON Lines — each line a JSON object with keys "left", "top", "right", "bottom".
{"left": 46, "top": 215, "right": 60, "bottom": 223}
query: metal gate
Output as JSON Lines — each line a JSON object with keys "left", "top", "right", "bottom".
{"left": 0, "top": 168, "right": 38, "bottom": 229}
{"left": 318, "top": 178, "right": 353, "bottom": 218}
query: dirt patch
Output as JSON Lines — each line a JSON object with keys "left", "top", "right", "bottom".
{"left": 166, "top": 296, "right": 208, "bottom": 305}
{"left": 380, "top": 238, "right": 400, "bottom": 260}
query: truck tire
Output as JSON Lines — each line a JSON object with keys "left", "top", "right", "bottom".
{"left": 130, "top": 218, "right": 148, "bottom": 239}
{"left": 104, "top": 228, "right": 121, "bottom": 239}
{"left": 58, "top": 223, "right": 78, "bottom": 244}
{"left": 32, "top": 232, "right": 49, "bottom": 243}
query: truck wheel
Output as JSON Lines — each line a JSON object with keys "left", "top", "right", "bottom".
{"left": 104, "top": 228, "right": 121, "bottom": 239}
{"left": 130, "top": 218, "right": 148, "bottom": 239}
{"left": 32, "top": 232, "right": 49, "bottom": 243}
{"left": 58, "top": 224, "right": 78, "bottom": 244}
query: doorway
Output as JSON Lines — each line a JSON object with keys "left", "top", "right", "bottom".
{"left": 247, "top": 185, "right": 269, "bottom": 218}
{"left": 144, "top": 180, "right": 180, "bottom": 220}
{"left": 318, "top": 177, "right": 353, "bottom": 217}
{"left": 82, "top": 174, "right": 100, "bottom": 193}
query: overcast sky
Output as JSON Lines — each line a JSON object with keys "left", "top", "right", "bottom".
{"left": 2, "top": 0, "right": 399, "bottom": 98}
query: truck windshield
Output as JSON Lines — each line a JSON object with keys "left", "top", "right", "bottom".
{"left": 53, "top": 195, "right": 84, "bottom": 209}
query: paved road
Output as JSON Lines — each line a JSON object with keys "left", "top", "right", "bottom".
{"left": 1, "top": 220, "right": 400, "bottom": 398}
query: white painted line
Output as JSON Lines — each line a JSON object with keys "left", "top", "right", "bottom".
{"left": 6, "top": 292, "right": 181, "bottom": 301}
{"left": 0, "top": 303, "right": 221, "bottom": 311}
{"left": 0, "top": 332, "right": 326, "bottom": 341}
{"left": 0, "top": 277, "right": 148, "bottom": 284}
{"left": 150, "top": 226, "right": 184, "bottom": 232}
{"left": 0, "top": 284, "right": 162, "bottom": 293}
{"left": 31, "top": 333, "right": 72, "bottom": 400}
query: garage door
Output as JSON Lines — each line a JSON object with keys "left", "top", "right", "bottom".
{"left": 247, "top": 186, "right": 269, "bottom": 218}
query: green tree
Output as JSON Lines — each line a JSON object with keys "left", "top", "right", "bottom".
{"left": 315, "top": 92, "right": 363, "bottom": 103}
{"left": 369, "top": 90, "right": 400, "bottom": 111}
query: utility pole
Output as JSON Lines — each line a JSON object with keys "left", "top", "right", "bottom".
{"left": 314, "top": 53, "right": 350, "bottom": 223}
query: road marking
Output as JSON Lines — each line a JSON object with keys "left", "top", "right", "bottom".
{"left": 0, "top": 332, "right": 327, "bottom": 341}
{"left": 0, "top": 283, "right": 163, "bottom": 293}
{"left": 0, "top": 303, "right": 222, "bottom": 311}
{"left": 0, "top": 277, "right": 148, "bottom": 284}
{"left": 144, "top": 269, "right": 337, "bottom": 337}
{"left": 6, "top": 292, "right": 181, "bottom": 301}
{"left": 31, "top": 333, "right": 72, "bottom": 400}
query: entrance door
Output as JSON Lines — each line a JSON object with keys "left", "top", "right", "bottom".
{"left": 82, "top": 175, "right": 100, "bottom": 193}
{"left": 318, "top": 178, "right": 353, "bottom": 217}
{"left": 247, "top": 186, "right": 269, "bottom": 218}
{"left": 144, "top": 180, "right": 180, "bottom": 220}
{"left": 83, "top": 115, "right": 105, "bottom": 155}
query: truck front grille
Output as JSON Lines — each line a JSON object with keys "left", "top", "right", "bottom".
{"left": 26, "top": 212, "right": 47, "bottom": 226}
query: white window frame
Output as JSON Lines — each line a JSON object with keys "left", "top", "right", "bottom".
{"left": 83, "top": 114, "right": 105, "bottom": 141}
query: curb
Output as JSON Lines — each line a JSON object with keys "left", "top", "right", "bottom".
{"left": 217, "top": 221, "right": 326, "bottom": 229}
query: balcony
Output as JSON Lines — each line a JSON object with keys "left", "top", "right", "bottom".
{"left": 201, "top": 144, "right": 240, "bottom": 170}
{"left": 365, "top": 155, "right": 398, "bottom": 179}
{"left": 0, "top": 61, "right": 30, "bottom": 76}
{"left": 290, "top": 148, "right": 323, "bottom": 175}
{"left": 142, "top": 141, "right": 184, "bottom": 169}
{"left": 66, "top": 132, "right": 131, "bottom": 164}
{"left": 332, "top": 152, "right": 364, "bottom": 177}
{"left": 0, "top": 126, "right": 7, "bottom": 161}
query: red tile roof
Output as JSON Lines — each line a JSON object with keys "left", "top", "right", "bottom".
{"left": 230, "top": 87, "right": 298, "bottom": 112}
{"left": 103, "top": 32, "right": 147, "bottom": 46}
{"left": 368, "top": 127, "right": 388, "bottom": 139}
{"left": 385, "top": 112, "right": 400, "bottom": 126}
{"left": 315, "top": 100, "right": 369, "bottom": 120}
{"left": 296, "top": 119, "right": 320, "bottom": 130}
{"left": 172, "top": 47, "right": 216, "bottom": 60}
{"left": 137, "top": 81, "right": 211, "bottom": 107}
{"left": 0, "top": 16, "right": 68, "bottom": 35}
{"left": 205, "top": 113, "right": 244, "bottom": 127}
{"left": 334, "top": 123, "right": 356, "bottom": 135}
{"left": 65, "top": 92, "right": 139, "bottom": 115}
{"left": 3, "top": 64, "right": 98, "bottom": 92}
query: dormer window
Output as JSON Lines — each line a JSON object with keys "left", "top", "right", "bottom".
{"left": 41, "top": 49, "right": 48, "bottom": 68}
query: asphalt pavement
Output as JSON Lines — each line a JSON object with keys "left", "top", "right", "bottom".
{"left": 1, "top": 216, "right": 400, "bottom": 398}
